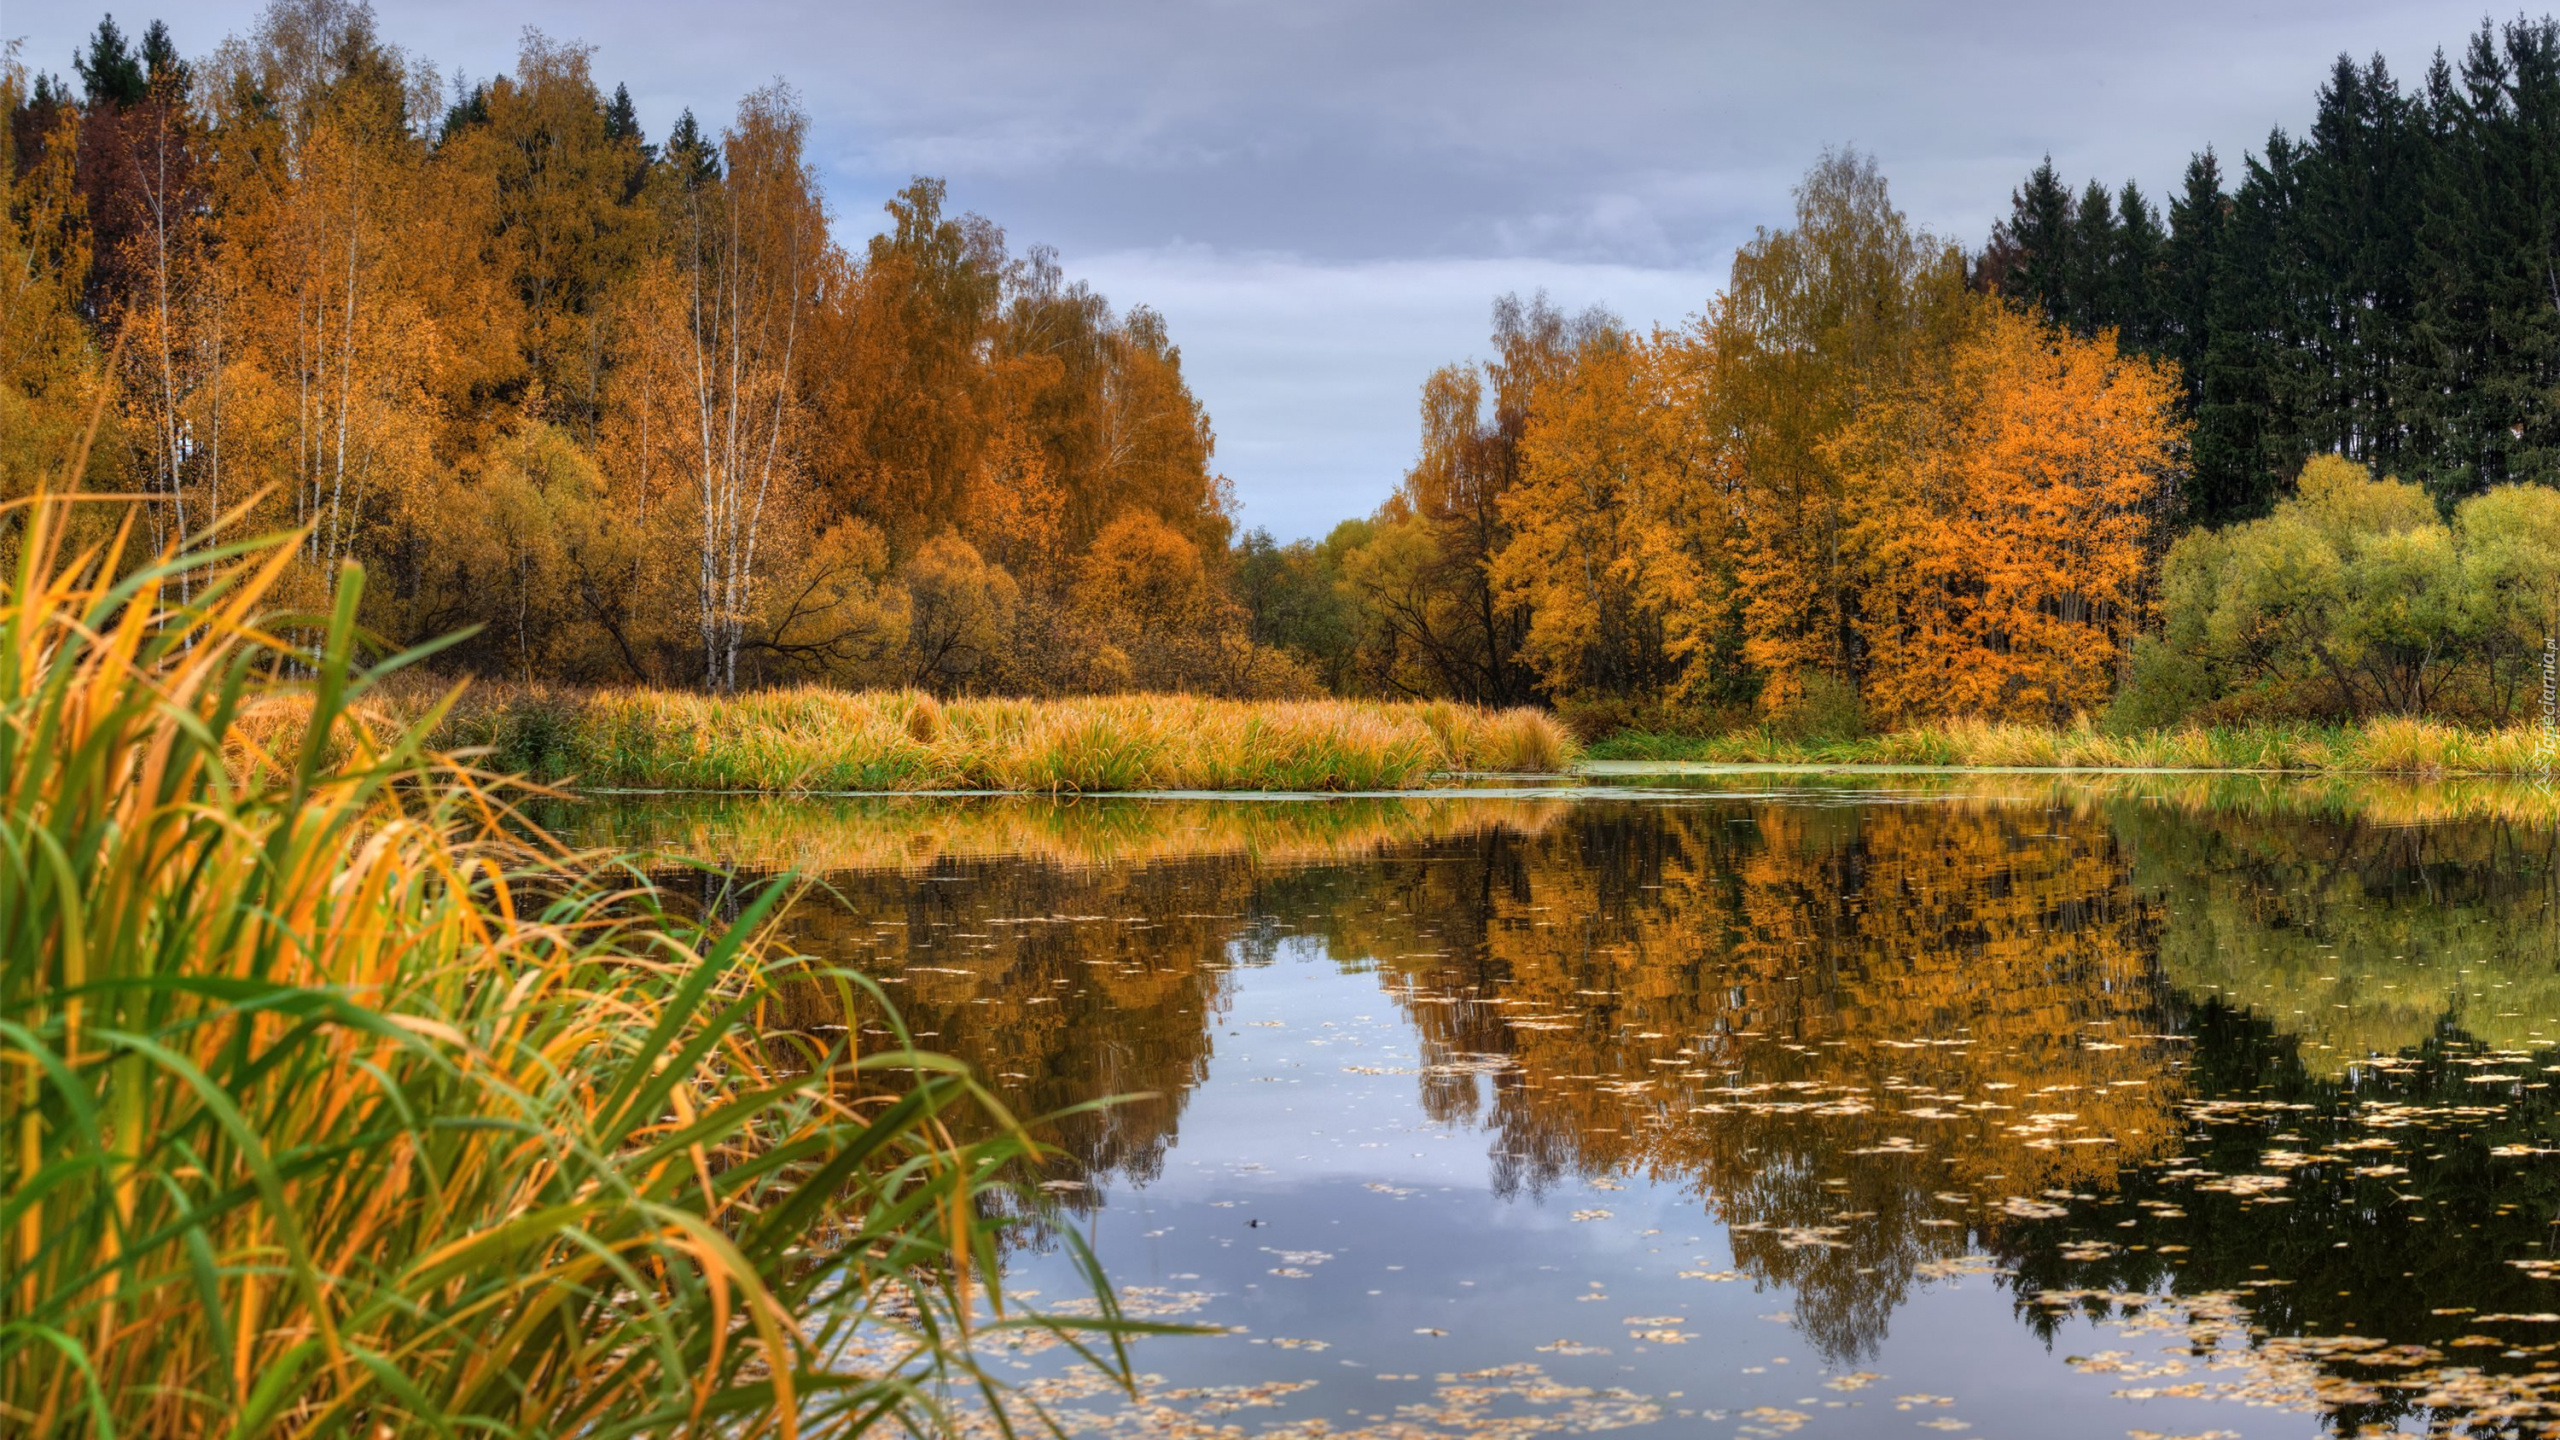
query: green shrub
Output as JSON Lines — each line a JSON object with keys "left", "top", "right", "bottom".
{"left": 2154, "top": 456, "right": 2560, "bottom": 723}
{"left": 2104, "top": 634, "right": 2216, "bottom": 733}
{"left": 1766, "top": 672, "right": 1869, "bottom": 742}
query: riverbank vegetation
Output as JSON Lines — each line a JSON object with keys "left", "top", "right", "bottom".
{"left": 0, "top": 487, "right": 1141, "bottom": 1433}
{"left": 284, "top": 684, "right": 1575, "bottom": 792}
{"left": 558, "top": 792, "right": 1572, "bottom": 874}
{"left": 1586, "top": 716, "right": 2550, "bottom": 776}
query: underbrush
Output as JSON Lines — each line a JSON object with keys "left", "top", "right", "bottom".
{"left": 1, "top": 492, "right": 1146, "bottom": 1437}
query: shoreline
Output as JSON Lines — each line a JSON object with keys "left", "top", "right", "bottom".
{"left": 250, "top": 683, "right": 2558, "bottom": 793}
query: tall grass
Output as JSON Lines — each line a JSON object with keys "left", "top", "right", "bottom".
{"left": 1584, "top": 716, "right": 2552, "bottom": 776}
{"left": 360, "top": 685, "right": 1578, "bottom": 794}
{"left": 0, "top": 492, "right": 1146, "bottom": 1436}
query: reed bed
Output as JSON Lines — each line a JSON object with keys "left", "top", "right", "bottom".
{"left": 1586, "top": 716, "right": 2554, "bottom": 776}
{"left": 0, "top": 491, "right": 1146, "bottom": 1437}
{"left": 346, "top": 685, "right": 1579, "bottom": 794}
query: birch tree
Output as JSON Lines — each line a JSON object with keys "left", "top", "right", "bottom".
{"left": 669, "top": 85, "right": 824, "bottom": 690}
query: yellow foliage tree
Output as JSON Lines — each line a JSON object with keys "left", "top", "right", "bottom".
{"left": 1493, "top": 328, "right": 1722, "bottom": 703}
{"left": 1712, "top": 149, "right": 1970, "bottom": 713}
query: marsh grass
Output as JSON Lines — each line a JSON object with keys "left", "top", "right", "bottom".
{"left": 0, "top": 490, "right": 1155, "bottom": 1437}
{"left": 1585, "top": 716, "right": 2552, "bottom": 776}
{"left": 301, "top": 684, "right": 1580, "bottom": 794}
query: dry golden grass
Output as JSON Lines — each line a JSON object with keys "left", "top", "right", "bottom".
{"left": 1588, "top": 715, "right": 2555, "bottom": 776}
{"left": 378, "top": 684, "right": 1579, "bottom": 793}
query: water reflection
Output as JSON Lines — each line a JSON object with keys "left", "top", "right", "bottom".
{"left": 564, "top": 779, "right": 2560, "bottom": 1435}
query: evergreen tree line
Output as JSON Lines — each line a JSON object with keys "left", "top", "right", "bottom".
{"left": 5, "top": 3, "right": 1305, "bottom": 697}
{"left": 1979, "top": 15, "right": 2560, "bottom": 524}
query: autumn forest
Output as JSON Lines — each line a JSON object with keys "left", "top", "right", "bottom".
{"left": 15, "top": 7, "right": 2560, "bottom": 1435}
{"left": 8, "top": 4, "right": 2560, "bottom": 734}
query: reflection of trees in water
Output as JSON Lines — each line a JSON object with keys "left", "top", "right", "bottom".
{"left": 2127, "top": 803, "right": 2560, "bottom": 1065}
{"left": 690, "top": 804, "right": 1565, "bottom": 1205}
{"left": 1996, "top": 999, "right": 2560, "bottom": 1437}
{"left": 760, "top": 854, "right": 1254, "bottom": 1194}
{"left": 645, "top": 785, "right": 2559, "bottom": 1374}
{"left": 1306, "top": 799, "right": 2183, "bottom": 1361}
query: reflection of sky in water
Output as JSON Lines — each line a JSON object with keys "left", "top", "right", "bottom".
{"left": 988, "top": 950, "right": 2303, "bottom": 1439}
{"left": 977, "top": 948, "right": 2283, "bottom": 1424}
{"left": 579, "top": 782, "right": 2560, "bottom": 1438}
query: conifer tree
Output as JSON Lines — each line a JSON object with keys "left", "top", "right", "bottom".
{"left": 2411, "top": 18, "right": 2560, "bottom": 499}
{"left": 2194, "top": 133, "right": 2313, "bottom": 523}
{"left": 2004, "top": 158, "right": 2074, "bottom": 324}
{"left": 2162, "top": 149, "right": 2226, "bottom": 417}
{"left": 661, "top": 107, "right": 720, "bottom": 188}
{"left": 2112, "top": 181, "right": 2167, "bottom": 351}
{"left": 2298, "top": 53, "right": 2422, "bottom": 475}
{"left": 73, "top": 15, "right": 147, "bottom": 108}
{"left": 2066, "top": 178, "right": 2118, "bottom": 334}
{"left": 604, "top": 82, "right": 641, "bottom": 146}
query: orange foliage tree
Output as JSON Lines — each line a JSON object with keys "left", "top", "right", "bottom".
{"left": 1379, "top": 151, "right": 2188, "bottom": 729}
{"left": 1838, "top": 303, "right": 2184, "bottom": 724}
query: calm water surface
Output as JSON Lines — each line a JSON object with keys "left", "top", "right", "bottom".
{"left": 580, "top": 776, "right": 2560, "bottom": 1440}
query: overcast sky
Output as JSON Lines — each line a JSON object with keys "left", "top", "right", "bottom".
{"left": 11, "top": 1, "right": 2507, "bottom": 538}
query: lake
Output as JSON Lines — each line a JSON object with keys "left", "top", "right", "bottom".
{"left": 571, "top": 774, "right": 2560, "bottom": 1440}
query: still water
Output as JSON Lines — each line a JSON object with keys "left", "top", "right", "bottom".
{"left": 581, "top": 775, "right": 2560, "bottom": 1439}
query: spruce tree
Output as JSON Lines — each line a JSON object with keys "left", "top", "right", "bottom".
{"left": 605, "top": 83, "right": 654, "bottom": 199}
{"left": 2164, "top": 150, "right": 2227, "bottom": 417}
{"left": 2006, "top": 158, "right": 2076, "bottom": 326}
{"left": 2068, "top": 179, "right": 2119, "bottom": 335}
{"left": 2412, "top": 19, "right": 2560, "bottom": 499}
{"left": 663, "top": 107, "right": 722, "bottom": 189}
{"left": 73, "top": 15, "right": 147, "bottom": 108}
{"left": 605, "top": 82, "right": 643, "bottom": 147}
{"left": 2298, "top": 53, "right": 2423, "bottom": 476}
{"left": 138, "top": 19, "right": 186, "bottom": 96}
{"left": 2113, "top": 180, "right": 2167, "bottom": 350}
{"left": 440, "top": 80, "right": 491, "bottom": 142}
{"left": 2195, "top": 134, "right": 2314, "bottom": 523}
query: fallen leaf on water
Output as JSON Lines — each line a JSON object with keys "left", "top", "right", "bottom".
{"left": 1824, "top": 1371, "right": 1884, "bottom": 1391}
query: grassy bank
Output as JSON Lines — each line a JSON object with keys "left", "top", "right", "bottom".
{"left": 2, "top": 497, "right": 1136, "bottom": 1435}
{"left": 317, "top": 685, "right": 1579, "bottom": 793}
{"left": 1584, "top": 716, "right": 2556, "bottom": 776}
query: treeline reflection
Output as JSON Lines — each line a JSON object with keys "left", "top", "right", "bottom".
{"left": 589, "top": 782, "right": 2560, "bottom": 1366}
